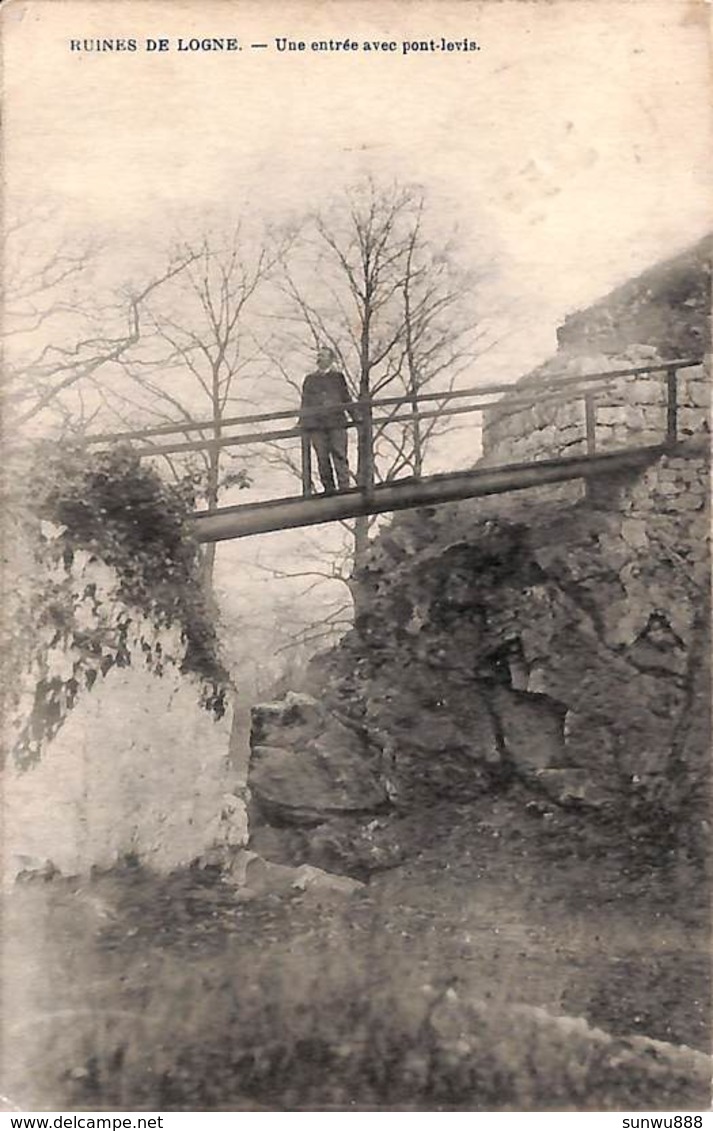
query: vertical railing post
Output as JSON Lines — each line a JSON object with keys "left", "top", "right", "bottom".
{"left": 665, "top": 366, "right": 679, "bottom": 448}
{"left": 301, "top": 432, "right": 313, "bottom": 497}
{"left": 584, "top": 392, "right": 597, "bottom": 456}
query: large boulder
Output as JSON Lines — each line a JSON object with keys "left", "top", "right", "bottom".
{"left": 249, "top": 692, "right": 387, "bottom": 826}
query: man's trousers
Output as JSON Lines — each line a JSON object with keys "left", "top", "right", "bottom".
{"left": 308, "top": 427, "right": 350, "bottom": 492}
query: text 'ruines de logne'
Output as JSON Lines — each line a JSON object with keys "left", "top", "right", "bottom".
{"left": 68, "top": 37, "right": 481, "bottom": 55}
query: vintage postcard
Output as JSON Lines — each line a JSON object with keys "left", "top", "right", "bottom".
{"left": 1, "top": 0, "right": 710, "bottom": 1117}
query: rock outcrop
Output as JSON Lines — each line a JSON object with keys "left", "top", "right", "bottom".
{"left": 250, "top": 691, "right": 388, "bottom": 825}
{"left": 556, "top": 234, "right": 711, "bottom": 360}
{"left": 249, "top": 498, "right": 708, "bottom": 875}
{"left": 2, "top": 525, "right": 246, "bottom": 883}
{"left": 247, "top": 248, "right": 710, "bottom": 878}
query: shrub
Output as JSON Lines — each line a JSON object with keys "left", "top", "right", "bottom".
{"left": 3, "top": 441, "right": 230, "bottom": 767}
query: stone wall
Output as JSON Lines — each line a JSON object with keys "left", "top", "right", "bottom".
{"left": 479, "top": 346, "right": 709, "bottom": 512}
{"left": 483, "top": 348, "right": 707, "bottom": 459}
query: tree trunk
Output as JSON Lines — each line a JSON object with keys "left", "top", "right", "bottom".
{"left": 201, "top": 541, "right": 217, "bottom": 588}
{"left": 403, "top": 258, "right": 422, "bottom": 477}
{"left": 201, "top": 438, "right": 220, "bottom": 588}
{"left": 347, "top": 514, "right": 371, "bottom": 617}
{"left": 410, "top": 387, "right": 423, "bottom": 478}
{"left": 349, "top": 298, "right": 375, "bottom": 615}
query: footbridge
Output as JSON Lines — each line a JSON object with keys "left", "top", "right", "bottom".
{"left": 85, "top": 359, "right": 704, "bottom": 542}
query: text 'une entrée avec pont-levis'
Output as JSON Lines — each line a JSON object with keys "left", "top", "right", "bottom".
{"left": 68, "top": 36, "right": 482, "bottom": 56}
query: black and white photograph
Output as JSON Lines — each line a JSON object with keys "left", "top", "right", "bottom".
{"left": 0, "top": 0, "right": 711, "bottom": 1116}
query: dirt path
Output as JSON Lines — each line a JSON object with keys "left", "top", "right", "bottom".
{"left": 363, "top": 796, "right": 709, "bottom": 1051}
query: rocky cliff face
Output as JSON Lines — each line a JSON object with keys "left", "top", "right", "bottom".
{"left": 248, "top": 254, "right": 710, "bottom": 880}
{"left": 2, "top": 521, "right": 245, "bottom": 883}
{"left": 249, "top": 495, "right": 708, "bottom": 875}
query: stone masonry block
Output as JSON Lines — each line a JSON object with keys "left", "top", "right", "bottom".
{"left": 677, "top": 407, "right": 708, "bottom": 435}
{"left": 678, "top": 380, "right": 709, "bottom": 410}
{"left": 631, "top": 379, "right": 667, "bottom": 406}
{"left": 597, "top": 406, "right": 627, "bottom": 426}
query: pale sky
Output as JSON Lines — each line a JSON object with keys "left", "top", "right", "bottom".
{"left": 3, "top": 0, "right": 711, "bottom": 354}
{"left": 3, "top": 0, "right": 711, "bottom": 651}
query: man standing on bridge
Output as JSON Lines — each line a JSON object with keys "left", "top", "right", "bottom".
{"left": 300, "top": 346, "right": 358, "bottom": 494}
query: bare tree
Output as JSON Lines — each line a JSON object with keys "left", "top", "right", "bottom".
{"left": 261, "top": 177, "right": 496, "bottom": 609}
{"left": 98, "top": 228, "right": 282, "bottom": 584}
{"left": 2, "top": 212, "right": 197, "bottom": 437}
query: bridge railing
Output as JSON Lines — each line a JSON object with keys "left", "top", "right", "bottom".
{"left": 83, "top": 359, "right": 702, "bottom": 502}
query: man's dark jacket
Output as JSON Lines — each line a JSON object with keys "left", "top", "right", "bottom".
{"left": 300, "top": 369, "right": 353, "bottom": 431}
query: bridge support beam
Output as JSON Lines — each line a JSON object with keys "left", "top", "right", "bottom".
{"left": 191, "top": 445, "right": 668, "bottom": 544}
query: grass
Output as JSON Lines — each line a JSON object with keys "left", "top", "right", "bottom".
{"left": 7, "top": 914, "right": 709, "bottom": 1112}
{"left": 2, "top": 799, "right": 709, "bottom": 1112}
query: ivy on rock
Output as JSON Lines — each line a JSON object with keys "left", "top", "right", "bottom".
{"left": 10, "top": 443, "right": 230, "bottom": 767}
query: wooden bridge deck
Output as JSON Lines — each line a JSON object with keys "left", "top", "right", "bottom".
{"left": 191, "top": 444, "right": 669, "bottom": 543}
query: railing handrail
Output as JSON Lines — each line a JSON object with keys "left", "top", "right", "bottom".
{"left": 112, "top": 381, "right": 646, "bottom": 459}
{"left": 82, "top": 357, "right": 702, "bottom": 448}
